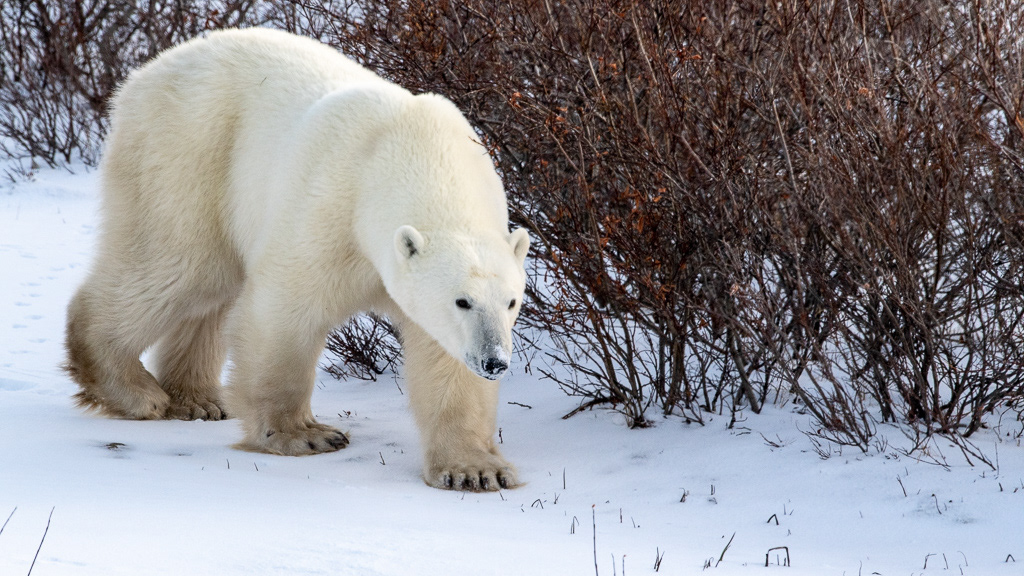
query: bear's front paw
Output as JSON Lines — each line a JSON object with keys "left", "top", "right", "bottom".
{"left": 240, "top": 422, "right": 349, "bottom": 456}
{"left": 427, "top": 454, "right": 519, "bottom": 492}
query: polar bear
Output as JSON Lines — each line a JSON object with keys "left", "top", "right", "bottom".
{"left": 64, "top": 28, "right": 530, "bottom": 491}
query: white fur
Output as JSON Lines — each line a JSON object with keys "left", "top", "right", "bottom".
{"left": 64, "top": 28, "right": 529, "bottom": 491}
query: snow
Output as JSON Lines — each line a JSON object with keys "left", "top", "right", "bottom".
{"left": 1, "top": 165, "right": 1022, "bottom": 575}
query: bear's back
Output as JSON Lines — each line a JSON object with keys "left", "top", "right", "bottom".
{"left": 101, "top": 29, "right": 399, "bottom": 267}
{"left": 115, "top": 28, "right": 380, "bottom": 116}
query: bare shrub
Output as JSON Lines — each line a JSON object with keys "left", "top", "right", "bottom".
{"left": 0, "top": 0, "right": 269, "bottom": 175}
{"left": 751, "top": 1, "right": 1024, "bottom": 447}
{"left": 299, "top": 0, "right": 1024, "bottom": 446}
{"left": 6, "top": 0, "right": 1023, "bottom": 451}
{"left": 323, "top": 314, "right": 401, "bottom": 381}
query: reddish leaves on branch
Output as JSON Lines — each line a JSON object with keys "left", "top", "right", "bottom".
{"left": 307, "top": 0, "right": 1024, "bottom": 443}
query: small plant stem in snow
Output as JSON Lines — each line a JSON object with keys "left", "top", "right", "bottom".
{"left": 592, "top": 505, "right": 599, "bottom": 576}
{"left": 716, "top": 532, "right": 735, "bottom": 567}
{"left": 27, "top": 507, "right": 54, "bottom": 576}
{"left": 653, "top": 548, "right": 665, "bottom": 572}
{"left": 765, "top": 546, "right": 790, "bottom": 567}
{"left": 0, "top": 507, "right": 16, "bottom": 538}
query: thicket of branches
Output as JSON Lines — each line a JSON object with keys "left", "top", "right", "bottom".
{"left": 0, "top": 0, "right": 270, "bottom": 173}
{"left": 3, "top": 1, "right": 1023, "bottom": 454}
{"left": 297, "top": 0, "right": 1024, "bottom": 450}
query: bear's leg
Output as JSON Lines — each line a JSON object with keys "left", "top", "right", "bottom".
{"left": 226, "top": 290, "right": 349, "bottom": 455}
{"left": 65, "top": 285, "right": 171, "bottom": 419}
{"left": 400, "top": 321, "right": 518, "bottom": 491}
{"left": 152, "top": 305, "right": 231, "bottom": 421}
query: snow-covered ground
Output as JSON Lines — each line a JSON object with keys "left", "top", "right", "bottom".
{"left": 1, "top": 166, "right": 1022, "bottom": 575}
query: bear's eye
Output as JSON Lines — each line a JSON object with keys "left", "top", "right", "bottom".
{"left": 456, "top": 298, "right": 472, "bottom": 310}
{"left": 508, "top": 299, "right": 517, "bottom": 310}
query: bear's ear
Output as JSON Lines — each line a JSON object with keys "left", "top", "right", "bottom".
{"left": 394, "top": 225, "right": 425, "bottom": 262}
{"left": 509, "top": 227, "right": 531, "bottom": 264}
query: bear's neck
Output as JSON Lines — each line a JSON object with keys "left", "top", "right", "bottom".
{"left": 358, "top": 195, "right": 508, "bottom": 283}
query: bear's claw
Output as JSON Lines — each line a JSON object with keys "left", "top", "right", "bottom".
{"left": 433, "top": 462, "right": 517, "bottom": 492}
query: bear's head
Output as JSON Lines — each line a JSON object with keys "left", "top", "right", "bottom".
{"left": 390, "top": 225, "right": 530, "bottom": 380}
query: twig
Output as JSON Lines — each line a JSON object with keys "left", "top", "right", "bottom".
{"left": 760, "top": 433, "right": 789, "bottom": 448}
{"left": 593, "top": 505, "right": 599, "bottom": 576}
{"left": 507, "top": 401, "right": 533, "bottom": 409}
{"left": 0, "top": 507, "right": 16, "bottom": 538}
{"left": 379, "top": 452, "right": 386, "bottom": 465}
{"left": 897, "top": 475, "right": 907, "bottom": 497}
{"left": 563, "top": 396, "right": 617, "bottom": 420}
{"left": 27, "top": 507, "right": 54, "bottom": 576}
{"left": 765, "top": 546, "right": 790, "bottom": 567}
{"left": 716, "top": 532, "right": 735, "bottom": 567}
{"left": 653, "top": 547, "right": 665, "bottom": 572}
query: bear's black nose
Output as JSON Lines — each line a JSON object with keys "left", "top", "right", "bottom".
{"left": 483, "top": 357, "right": 508, "bottom": 376}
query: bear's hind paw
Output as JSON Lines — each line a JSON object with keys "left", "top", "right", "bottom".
{"left": 239, "top": 423, "right": 349, "bottom": 456}
{"left": 74, "top": 385, "right": 170, "bottom": 420}
{"left": 165, "top": 395, "right": 227, "bottom": 421}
